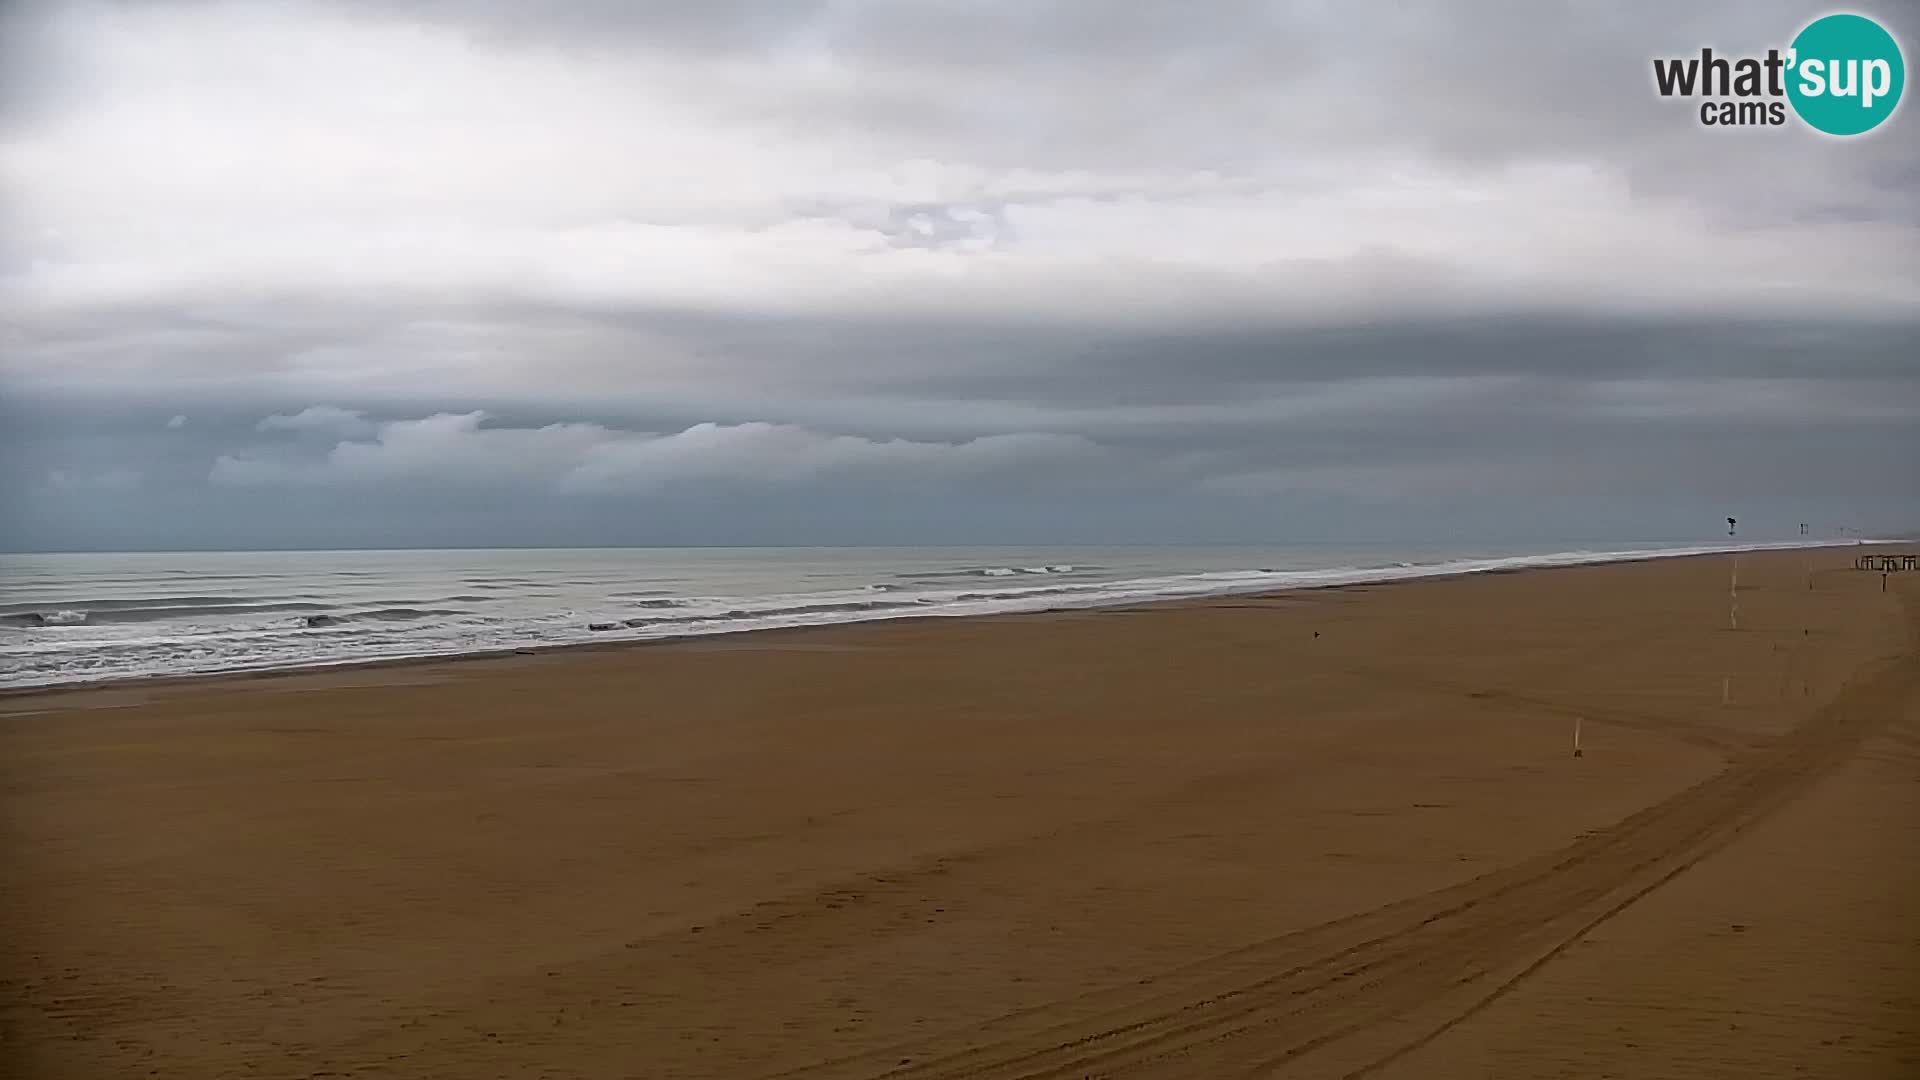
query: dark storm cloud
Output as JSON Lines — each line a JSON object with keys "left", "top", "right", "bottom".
{"left": 14, "top": 296, "right": 1915, "bottom": 428}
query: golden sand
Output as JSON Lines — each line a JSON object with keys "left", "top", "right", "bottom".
{"left": 3, "top": 548, "right": 1915, "bottom": 1078}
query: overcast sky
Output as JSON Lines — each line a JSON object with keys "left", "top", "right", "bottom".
{"left": 2, "top": 0, "right": 1915, "bottom": 551}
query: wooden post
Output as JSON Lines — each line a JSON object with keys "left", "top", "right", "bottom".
{"left": 1729, "top": 556, "right": 1739, "bottom": 630}
{"left": 1573, "top": 716, "right": 1584, "bottom": 758}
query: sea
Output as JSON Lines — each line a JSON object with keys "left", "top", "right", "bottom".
{"left": 0, "top": 540, "right": 1847, "bottom": 690}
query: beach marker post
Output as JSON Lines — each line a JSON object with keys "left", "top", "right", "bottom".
{"left": 1730, "top": 562, "right": 1740, "bottom": 629}
{"left": 1722, "top": 519, "right": 1740, "bottom": 712}
{"left": 1726, "top": 517, "right": 1739, "bottom": 631}
{"left": 1572, "top": 716, "right": 1583, "bottom": 758}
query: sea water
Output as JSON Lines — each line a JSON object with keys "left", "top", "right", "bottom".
{"left": 0, "top": 540, "right": 1845, "bottom": 689}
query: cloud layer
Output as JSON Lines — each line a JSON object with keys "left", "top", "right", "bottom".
{"left": 2, "top": 0, "right": 1915, "bottom": 548}
{"left": 211, "top": 412, "right": 1106, "bottom": 495}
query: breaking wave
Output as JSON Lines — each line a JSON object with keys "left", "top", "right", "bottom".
{"left": 608, "top": 597, "right": 927, "bottom": 630}
{"left": 898, "top": 564, "right": 1084, "bottom": 581}
{"left": 1, "top": 594, "right": 494, "bottom": 628}
{"left": 2, "top": 609, "right": 89, "bottom": 627}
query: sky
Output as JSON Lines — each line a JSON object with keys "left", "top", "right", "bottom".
{"left": 2, "top": 0, "right": 1915, "bottom": 551}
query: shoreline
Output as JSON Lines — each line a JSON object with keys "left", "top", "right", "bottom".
{"left": 0, "top": 538, "right": 1886, "bottom": 703}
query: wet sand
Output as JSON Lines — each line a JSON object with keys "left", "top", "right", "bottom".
{"left": 3, "top": 547, "right": 1916, "bottom": 1078}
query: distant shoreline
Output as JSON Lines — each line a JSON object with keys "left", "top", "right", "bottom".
{"left": 0, "top": 538, "right": 1888, "bottom": 703}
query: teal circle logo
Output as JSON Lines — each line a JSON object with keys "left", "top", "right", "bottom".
{"left": 1786, "top": 14, "right": 1905, "bottom": 135}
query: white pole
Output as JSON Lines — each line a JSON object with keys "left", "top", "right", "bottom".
{"left": 1573, "top": 716, "right": 1583, "bottom": 758}
{"left": 1722, "top": 675, "right": 1731, "bottom": 705}
{"left": 1729, "top": 556, "right": 1739, "bottom": 630}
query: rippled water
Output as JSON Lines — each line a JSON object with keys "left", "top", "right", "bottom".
{"left": 0, "top": 541, "right": 1832, "bottom": 688}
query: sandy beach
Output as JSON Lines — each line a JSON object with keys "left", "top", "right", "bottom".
{"left": 3, "top": 546, "right": 1915, "bottom": 1079}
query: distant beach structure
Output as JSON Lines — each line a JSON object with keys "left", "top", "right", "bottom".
{"left": 1853, "top": 553, "right": 1916, "bottom": 571}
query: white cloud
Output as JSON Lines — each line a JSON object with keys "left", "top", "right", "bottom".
{"left": 256, "top": 405, "right": 375, "bottom": 437}
{"left": 165, "top": 413, "right": 186, "bottom": 428}
{"left": 211, "top": 411, "right": 1106, "bottom": 494}
{"left": 563, "top": 421, "right": 1102, "bottom": 493}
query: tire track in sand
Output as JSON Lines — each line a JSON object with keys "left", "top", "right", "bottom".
{"left": 772, "top": 598, "right": 1918, "bottom": 1080}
